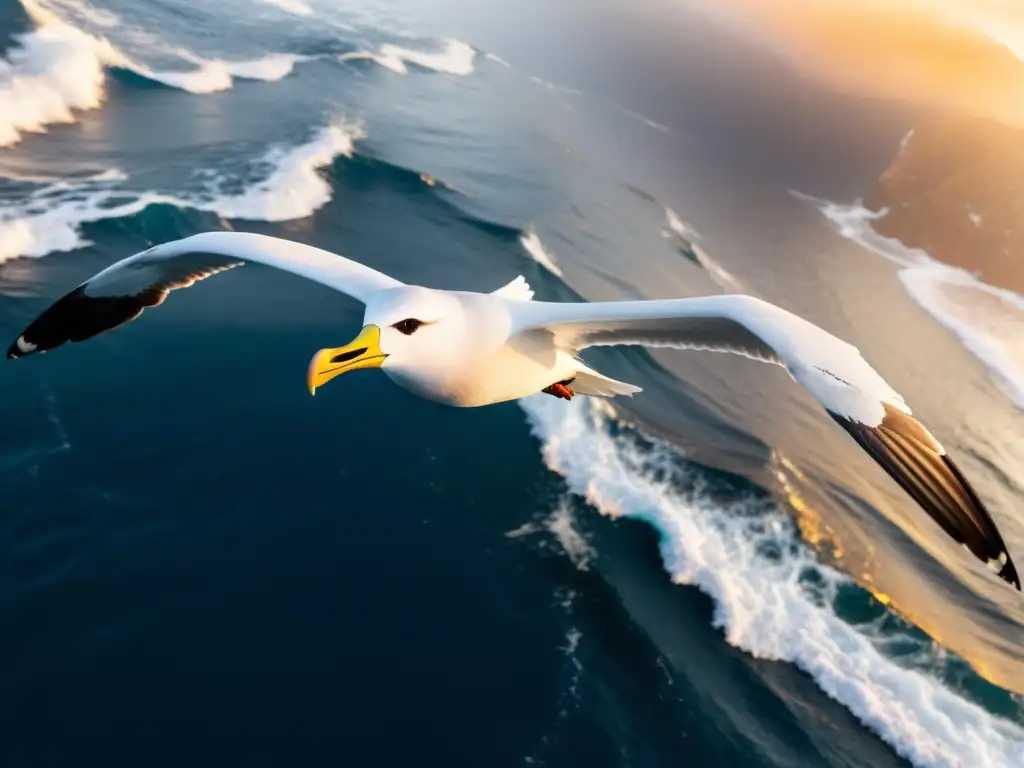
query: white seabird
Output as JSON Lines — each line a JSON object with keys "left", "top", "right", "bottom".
{"left": 7, "top": 232, "right": 1019, "bottom": 590}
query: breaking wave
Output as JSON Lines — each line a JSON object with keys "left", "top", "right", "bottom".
{"left": 0, "top": 0, "right": 307, "bottom": 148}
{"left": 0, "top": 16, "right": 114, "bottom": 147}
{"left": 258, "top": 0, "right": 313, "bottom": 16}
{"left": 339, "top": 38, "right": 476, "bottom": 76}
{"left": 181, "top": 121, "right": 363, "bottom": 221}
{"left": 0, "top": 121, "right": 362, "bottom": 262}
{"left": 124, "top": 50, "right": 306, "bottom": 94}
{"left": 519, "top": 229, "right": 563, "bottom": 277}
{"left": 519, "top": 394, "right": 1024, "bottom": 768}
{"left": 663, "top": 207, "right": 740, "bottom": 289}
{"left": 799, "top": 192, "right": 1024, "bottom": 410}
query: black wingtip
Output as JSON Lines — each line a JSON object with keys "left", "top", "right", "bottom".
{"left": 939, "top": 453, "right": 1021, "bottom": 592}
{"left": 830, "top": 406, "right": 1020, "bottom": 592}
{"left": 7, "top": 334, "right": 37, "bottom": 359}
{"left": 7, "top": 285, "right": 163, "bottom": 359}
{"left": 997, "top": 554, "right": 1021, "bottom": 592}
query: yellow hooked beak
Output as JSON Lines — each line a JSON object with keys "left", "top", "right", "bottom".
{"left": 307, "top": 325, "right": 387, "bottom": 396}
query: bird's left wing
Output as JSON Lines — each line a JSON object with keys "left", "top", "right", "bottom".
{"left": 7, "top": 232, "right": 403, "bottom": 358}
{"left": 511, "top": 294, "right": 1021, "bottom": 590}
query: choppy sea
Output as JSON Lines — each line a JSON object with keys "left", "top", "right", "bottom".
{"left": 1, "top": 1, "right": 1022, "bottom": 766}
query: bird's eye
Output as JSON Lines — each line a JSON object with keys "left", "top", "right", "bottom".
{"left": 393, "top": 318, "right": 424, "bottom": 336}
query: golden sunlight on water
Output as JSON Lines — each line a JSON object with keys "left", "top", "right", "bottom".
{"left": 769, "top": 448, "right": 1024, "bottom": 695}
{"left": 692, "top": 0, "right": 1024, "bottom": 126}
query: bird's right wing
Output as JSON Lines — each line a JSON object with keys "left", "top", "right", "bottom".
{"left": 7, "top": 232, "right": 404, "bottom": 358}
{"left": 511, "top": 294, "right": 1020, "bottom": 590}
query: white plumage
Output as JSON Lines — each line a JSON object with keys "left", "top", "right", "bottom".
{"left": 6, "top": 232, "right": 1017, "bottom": 590}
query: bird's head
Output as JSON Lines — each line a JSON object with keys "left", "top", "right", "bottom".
{"left": 306, "top": 287, "right": 468, "bottom": 396}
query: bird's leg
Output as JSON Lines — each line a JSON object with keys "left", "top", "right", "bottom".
{"left": 542, "top": 378, "right": 576, "bottom": 401}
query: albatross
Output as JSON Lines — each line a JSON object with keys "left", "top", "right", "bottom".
{"left": 6, "top": 231, "right": 1019, "bottom": 590}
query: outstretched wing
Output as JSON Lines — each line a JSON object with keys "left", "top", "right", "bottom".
{"left": 7, "top": 232, "right": 403, "bottom": 358}
{"left": 511, "top": 294, "right": 1020, "bottom": 590}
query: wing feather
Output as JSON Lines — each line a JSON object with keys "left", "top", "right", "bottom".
{"left": 7, "top": 232, "right": 402, "bottom": 358}
{"left": 510, "top": 294, "right": 1020, "bottom": 589}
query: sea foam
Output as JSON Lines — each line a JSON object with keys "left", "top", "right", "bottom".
{"left": 0, "top": 169, "right": 142, "bottom": 262}
{"left": 0, "top": 121, "right": 363, "bottom": 263}
{"left": 183, "top": 121, "right": 363, "bottom": 221}
{"left": 0, "top": 18, "right": 113, "bottom": 147}
{"left": 0, "top": 0, "right": 307, "bottom": 147}
{"left": 519, "top": 229, "right": 563, "bottom": 277}
{"left": 340, "top": 39, "right": 476, "bottom": 76}
{"left": 519, "top": 394, "right": 1024, "bottom": 768}
{"left": 258, "top": 0, "right": 313, "bottom": 15}
{"left": 126, "top": 51, "right": 307, "bottom": 94}
{"left": 663, "top": 206, "right": 740, "bottom": 289}
{"left": 798, "top": 192, "right": 1024, "bottom": 410}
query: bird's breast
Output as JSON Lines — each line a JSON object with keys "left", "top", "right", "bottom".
{"left": 383, "top": 340, "right": 576, "bottom": 408}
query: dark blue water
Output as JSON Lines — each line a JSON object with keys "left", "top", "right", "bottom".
{"left": 1, "top": 1, "right": 1023, "bottom": 766}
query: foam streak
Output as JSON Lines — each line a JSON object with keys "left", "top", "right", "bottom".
{"left": 799, "top": 192, "right": 1024, "bottom": 410}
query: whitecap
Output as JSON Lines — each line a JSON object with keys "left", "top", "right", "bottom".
{"left": 128, "top": 51, "right": 306, "bottom": 94}
{"left": 899, "top": 267, "right": 1024, "bottom": 409}
{"left": 184, "top": 121, "right": 363, "bottom": 221}
{"left": 0, "top": 18, "right": 115, "bottom": 147}
{"left": 0, "top": 121, "right": 363, "bottom": 262}
{"left": 0, "top": 0, "right": 309, "bottom": 146}
{"left": 0, "top": 174, "right": 169, "bottom": 264}
{"left": 664, "top": 206, "right": 701, "bottom": 240}
{"left": 663, "top": 207, "right": 740, "bottom": 289}
{"left": 484, "top": 52, "right": 511, "bottom": 68}
{"left": 0, "top": 0, "right": 315, "bottom": 152}
{"left": 340, "top": 39, "right": 476, "bottom": 76}
{"left": 796, "top": 191, "right": 1024, "bottom": 411}
{"left": 519, "top": 395, "right": 1024, "bottom": 768}
{"left": 258, "top": 0, "right": 313, "bottom": 15}
{"left": 519, "top": 229, "right": 563, "bottom": 277}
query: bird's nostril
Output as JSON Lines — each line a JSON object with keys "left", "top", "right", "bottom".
{"left": 331, "top": 347, "right": 367, "bottom": 364}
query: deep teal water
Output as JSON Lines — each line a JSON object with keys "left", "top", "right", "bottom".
{"left": 1, "top": 1, "right": 1022, "bottom": 766}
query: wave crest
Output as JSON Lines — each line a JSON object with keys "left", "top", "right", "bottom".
{"left": 340, "top": 39, "right": 476, "bottom": 76}
{"left": 185, "top": 121, "right": 363, "bottom": 221}
{"left": 0, "top": 0, "right": 308, "bottom": 147}
{"left": 124, "top": 51, "right": 306, "bottom": 94}
{"left": 799, "top": 192, "right": 1024, "bottom": 411}
{"left": 0, "top": 18, "right": 113, "bottom": 147}
{"left": 663, "top": 207, "right": 740, "bottom": 289}
{"left": 519, "top": 229, "right": 563, "bottom": 277}
{"left": 520, "top": 395, "right": 1024, "bottom": 768}
{"left": 0, "top": 121, "right": 363, "bottom": 263}
{"left": 258, "top": 0, "right": 313, "bottom": 15}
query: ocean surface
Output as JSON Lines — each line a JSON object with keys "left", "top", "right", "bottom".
{"left": 1, "top": 1, "right": 1023, "bottom": 766}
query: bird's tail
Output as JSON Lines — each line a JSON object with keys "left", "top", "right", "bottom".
{"left": 572, "top": 363, "right": 643, "bottom": 398}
